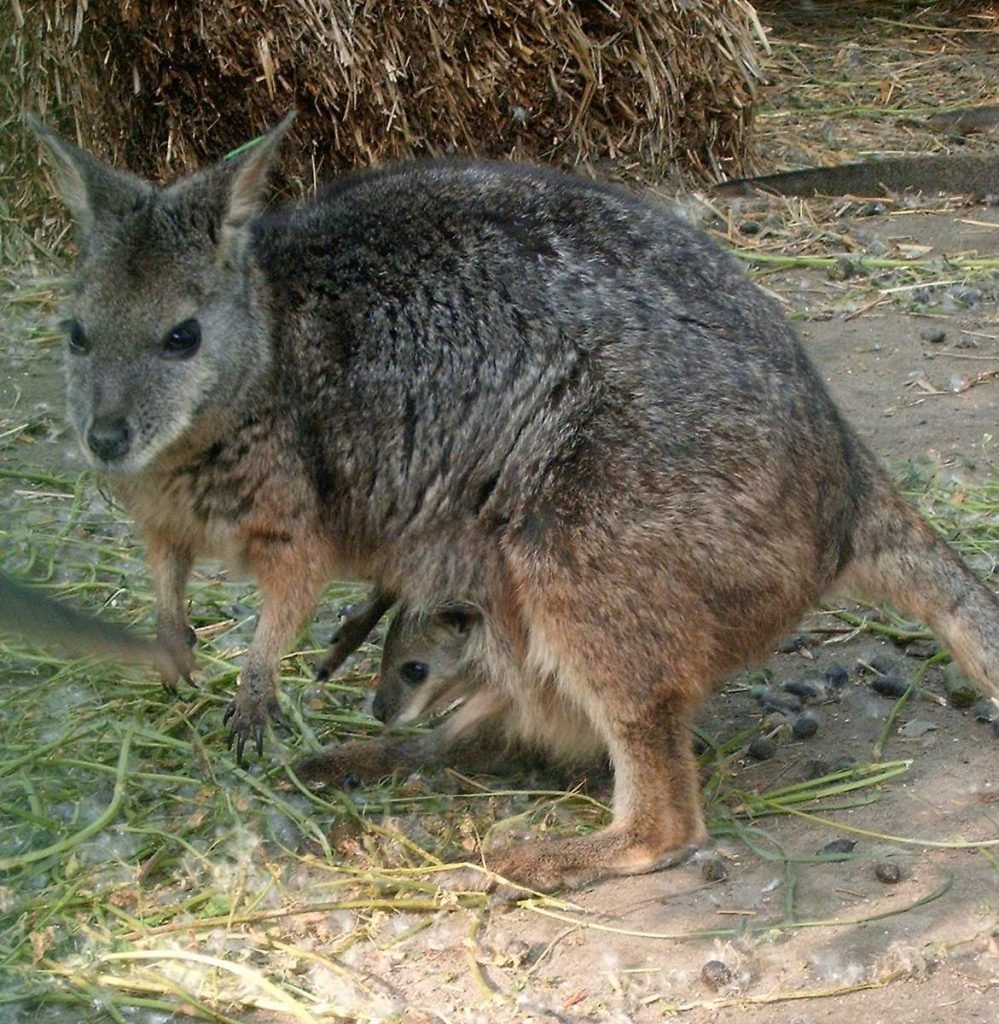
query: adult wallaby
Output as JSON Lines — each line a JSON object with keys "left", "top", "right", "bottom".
{"left": 30, "top": 112, "right": 999, "bottom": 891}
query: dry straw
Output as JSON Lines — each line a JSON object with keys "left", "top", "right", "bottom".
{"left": 5, "top": 0, "right": 767, "bottom": 223}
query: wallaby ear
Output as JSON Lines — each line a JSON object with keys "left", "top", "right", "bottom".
{"left": 430, "top": 601, "right": 483, "bottom": 639}
{"left": 222, "top": 111, "right": 297, "bottom": 233}
{"left": 25, "top": 113, "right": 152, "bottom": 239}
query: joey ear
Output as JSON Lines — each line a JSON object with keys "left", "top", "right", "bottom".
{"left": 222, "top": 111, "right": 297, "bottom": 233}
{"left": 25, "top": 113, "right": 152, "bottom": 239}
{"left": 430, "top": 601, "right": 483, "bottom": 638}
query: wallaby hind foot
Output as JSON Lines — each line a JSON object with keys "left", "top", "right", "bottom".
{"left": 314, "top": 590, "right": 394, "bottom": 681}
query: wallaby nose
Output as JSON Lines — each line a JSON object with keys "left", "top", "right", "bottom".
{"left": 87, "top": 418, "right": 131, "bottom": 462}
{"left": 372, "top": 690, "right": 389, "bottom": 723}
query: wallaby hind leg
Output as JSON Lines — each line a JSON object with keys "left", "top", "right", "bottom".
{"left": 835, "top": 467, "right": 999, "bottom": 700}
{"left": 479, "top": 689, "right": 707, "bottom": 892}
{"left": 315, "top": 588, "right": 394, "bottom": 681}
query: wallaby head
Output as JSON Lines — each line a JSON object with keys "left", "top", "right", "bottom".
{"left": 27, "top": 113, "right": 296, "bottom": 473}
{"left": 374, "top": 602, "right": 482, "bottom": 726}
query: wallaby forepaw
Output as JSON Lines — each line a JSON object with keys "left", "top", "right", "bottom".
{"left": 156, "top": 625, "right": 199, "bottom": 695}
{"left": 223, "top": 695, "right": 280, "bottom": 764}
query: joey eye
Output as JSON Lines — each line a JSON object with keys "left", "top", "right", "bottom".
{"left": 399, "top": 661, "right": 429, "bottom": 685}
{"left": 162, "top": 319, "right": 201, "bottom": 359}
{"left": 63, "top": 319, "right": 91, "bottom": 355}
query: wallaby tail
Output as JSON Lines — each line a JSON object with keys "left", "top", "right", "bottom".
{"left": 834, "top": 464, "right": 999, "bottom": 700}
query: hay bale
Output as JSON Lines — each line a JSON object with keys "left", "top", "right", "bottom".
{"left": 7, "top": 0, "right": 766, "bottom": 225}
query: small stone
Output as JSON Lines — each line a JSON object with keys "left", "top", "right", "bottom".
{"left": 919, "top": 327, "right": 947, "bottom": 345}
{"left": 748, "top": 736, "right": 777, "bottom": 761}
{"left": 791, "top": 711, "right": 820, "bottom": 739}
{"left": 854, "top": 200, "right": 887, "bottom": 218}
{"left": 826, "top": 257, "right": 857, "bottom": 281}
{"left": 761, "top": 714, "right": 794, "bottom": 742}
{"left": 744, "top": 668, "right": 774, "bottom": 686}
{"left": 806, "top": 756, "right": 856, "bottom": 780}
{"left": 738, "top": 220, "right": 761, "bottom": 236}
{"left": 942, "top": 664, "right": 979, "bottom": 709}
{"left": 946, "top": 284, "right": 983, "bottom": 308}
{"left": 904, "top": 634, "right": 937, "bottom": 659}
{"left": 701, "top": 960, "right": 733, "bottom": 991}
{"left": 803, "top": 758, "right": 832, "bottom": 780}
{"left": 903, "top": 639, "right": 938, "bottom": 660}
{"left": 489, "top": 938, "right": 532, "bottom": 968}
{"left": 874, "top": 861, "right": 903, "bottom": 884}
{"left": 898, "top": 718, "right": 936, "bottom": 738}
{"left": 862, "top": 652, "right": 897, "bottom": 675}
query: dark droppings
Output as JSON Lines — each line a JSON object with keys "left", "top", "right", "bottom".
{"left": 747, "top": 735, "right": 778, "bottom": 761}
{"left": 791, "top": 711, "right": 820, "bottom": 739}
{"left": 871, "top": 671, "right": 910, "bottom": 699}
{"left": 874, "top": 861, "right": 903, "bottom": 884}
{"left": 818, "top": 838, "right": 857, "bottom": 858}
{"left": 700, "top": 960, "right": 734, "bottom": 991}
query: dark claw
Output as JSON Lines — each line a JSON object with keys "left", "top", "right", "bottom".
{"left": 222, "top": 702, "right": 236, "bottom": 726}
{"left": 314, "top": 662, "right": 330, "bottom": 682}
{"left": 235, "top": 731, "right": 247, "bottom": 766}
{"left": 162, "top": 673, "right": 197, "bottom": 697}
{"left": 254, "top": 722, "right": 265, "bottom": 758}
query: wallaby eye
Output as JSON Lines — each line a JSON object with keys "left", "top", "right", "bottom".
{"left": 399, "top": 661, "right": 429, "bottom": 685}
{"left": 63, "top": 319, "right": 91, "bottom": 355}
{"left": 162, "top": 319, "right": 201, "bottom": 359}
